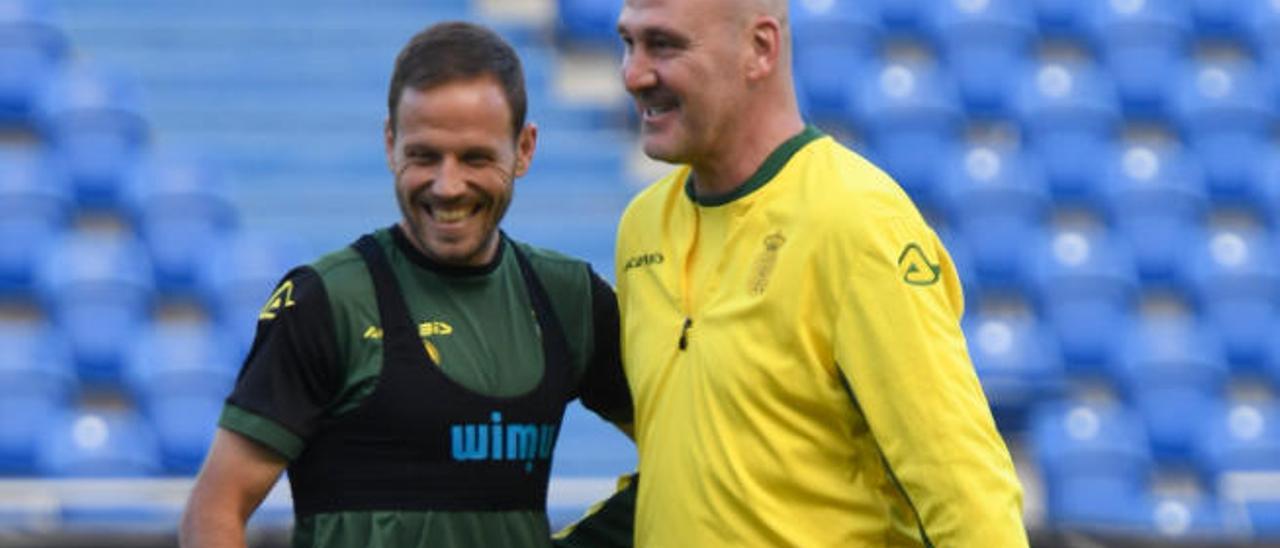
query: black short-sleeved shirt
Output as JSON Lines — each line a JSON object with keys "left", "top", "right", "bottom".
{"left": 218, "top": 226, "right": 632, "bottom": 548}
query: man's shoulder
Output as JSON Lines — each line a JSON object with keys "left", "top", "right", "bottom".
{"left": 305, "top": 243, "right": 370, "bottom": 300}
{"left": 618, "top": 167, "right": 688, "bottom": 230}
{"left": 793, "top": 137, "right": 923, "bottom": 225}
{"left": 509, "top": 239, "right": 594, "bottom": 292}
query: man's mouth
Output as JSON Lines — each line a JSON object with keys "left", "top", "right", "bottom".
{"left": 639, "top": 91, "right": 679, "bottom": 121}
{"left": 426, "top": 203, "right": 482, "bottom": 223}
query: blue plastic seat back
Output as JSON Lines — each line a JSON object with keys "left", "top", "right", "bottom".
{"left": 963, "top": 312, "right": 1065, "bottom": 431}
{"left": 35, "top": 232, "right": 155, "bottom": 385}
{"left": 1031, "top": 399, "right": 1152, "bottom": 480}
{"left": 122, "top": 322, "right": 237, "bottom": 402}
{"left": 1098, "top": 143, "right": 1208, "bottom": 285}
{"left": 35, "top": 409, "right": 162, "bottom": 478}
{"left": 1086, "top": 0, "right": 1194, "bottom": 117}
{"left": 0, "top": 0, "right": 67, "bottom": 127}
{"left": 852, "top": 61, "right": 963, "bottom": 211}
{"left": 1245, "top": 0, "right": 1280, "bottom": 76}
{"left": 557, "top": 0, "right": 623, "bottom": 46}
{"left": 1257, "top": 148, "right": 1280, "bottom": 227}
{"left": 1012, "top": 60, "right": 1122, "bottom": 203}
{"left": 0, "top": 148, "right": 72, "bottom": 295}
{"left": 875, "top": 0, "right": 937, "bottom": 35}
{"left": 0, "top": 321, "right": 76, "bottom": 474}
{"left": 1184, "top": 229, "right": 1280, "bottom": 370}
{"left": 1117, "top": 316, "right": 1228, "bottom": 462}
{"left": 35, "top": 62, "right": 149, "bottom": 209}
{"left": 197, "top": 232, "right": 309, "bottom": 358}
{"left": 1031, "top": 0, "right": 1091, "bottom": 39}
{"left": 1169, "top": 60, "right": 1276, "bottom": 203}
{"left": 122, "top": 152, "right": 239, "bottom": 295}
{"left": 928, "top": 0, "right": 1037, "bottom": 115}
{"left": 792, "top": 0, "right": 881, "bottom": 122}
{"left": 1196, "top": 401, "right": 1280, "bottom": 480}
{"left": 121, "top": 322, "right": 233, "bottom": 474}
{"left": 1029, "top": 228, "right": 1140, "bottom": 369}
{"left": 938, "top": 144, "right": 1049, "bottom": 290}
{"left": 1189, "top": 0, "right": 1253, "bottom": 37}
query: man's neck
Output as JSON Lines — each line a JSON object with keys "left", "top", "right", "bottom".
{"left": 688, "top": 114, "right": 805, "bottom": 199}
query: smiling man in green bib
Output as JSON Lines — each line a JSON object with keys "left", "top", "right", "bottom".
{"left": 180, "top": 21, "right": 632, "bottom": 548}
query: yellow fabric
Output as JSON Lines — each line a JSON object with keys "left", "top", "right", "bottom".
{"left": 615, "top": 135, "right": 1027, "bottom": 547}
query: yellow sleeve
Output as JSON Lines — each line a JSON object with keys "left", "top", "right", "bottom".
{"left": 832, "top": 216, "right": 1028, "bottom": 546}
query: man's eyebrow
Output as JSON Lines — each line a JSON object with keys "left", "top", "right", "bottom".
{"left": 639, "top": 27, "right": 689, "bottom": 45}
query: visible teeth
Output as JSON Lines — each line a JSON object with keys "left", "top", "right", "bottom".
{"left": 433, "top": 208, "right": 469, "bottom": 222}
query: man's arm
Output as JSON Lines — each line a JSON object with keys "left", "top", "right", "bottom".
{"left": 180, "top": 429, "right": 288, "bottom": 548}
{"left": 833, "top": 217, "right": 1028, "bottom": 546}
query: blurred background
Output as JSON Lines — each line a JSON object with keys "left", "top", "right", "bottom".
{"left": 0, "top": 0, "right": 1278, "bottom": 546}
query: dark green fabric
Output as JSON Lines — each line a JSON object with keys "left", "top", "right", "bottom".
{"left": 294, "top": 511, "right": 553, "bottom": 548}
{"left": 220, "top": 404, "right": 304, "bottom": 460}
{"left": 311, "top": 229, "right": 598, "bottom": 416}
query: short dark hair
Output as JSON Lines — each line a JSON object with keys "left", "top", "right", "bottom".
{"left": 387, "top": 21, "right": 527, "bottom": 138}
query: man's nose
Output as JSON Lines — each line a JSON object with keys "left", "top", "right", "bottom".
{"left": 429, "top": 157, "right": 468, "bottom": 198}
{"left": 622, "top": 50, "right": 657, "bottom": 95}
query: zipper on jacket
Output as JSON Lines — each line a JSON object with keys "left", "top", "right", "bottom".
{"left": 677, "top": 317, "right": 693, "bottom": 350}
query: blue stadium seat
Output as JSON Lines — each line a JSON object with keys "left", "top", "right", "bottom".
{"left": 1032, "top": 0, "right": 1090, "bottom": 39}
{"left": 1085, "top": 0, "right": 1194, "bottom": 118}
{"left": 1168, "top": 61, "right": 1276, "bottom": 205}
{"left": 1029, "top": 228, "right": 1140, "bottom": 376}
{"left": 1189, "top": 0, "right": 1252, "bottom": 38}
{"left": 1245, "top": 0, "right": 1280, "bottom": 83}
{"left": 1012, "top": 60, "right": 1122, "bottom": 204}
{"left": 1195, "top": 400, "right": 1280, "bottom": 537}
{"left": 34, "top": 62, "right": 149, "bottom": 210}
{"left": 937, "top": 144, "right": 1050, "bottom": 292}
{"left": 927, "top": 0, "right": 1037, "bottom": 116}
{"left": 1184, "top": 229, "right": 1280, "bottom": 374}
{"left": 1258, "top": 148, "right": 1280, "bottom": 228}
{"left": 852, "top": 61, "right": 963, "bottom": 213}
{"left": 197, "top": 232, "right": 308, "bottom": 359}
{"left": 35, "top": 232, "right": 155, "bottom": 386}
{"left": 0, "top": 148, "right": 72, "bottom": 298}
{"left": 1116, "top": 316, "right": 1228, "bottom": 463}
{"left": 122, "top": 323, "right": 236, "bottom": 474}
{"left": 122, "top": 151, "right": 238, "bottom": 296}
{"left": 1031, "top": 399, "right": 1153, "bottom": 528}
{"left": 1097, "top": 143, "right": 1208, "bottom": 287}
{"left": 35, "top": 409, "right": 162, "bottom": 477}
{"left": 1140, "top": 494, "right": 1227, "bottom": 539}
{"left": 874, "top": 0, "right": 935, "bottom": 36}
{"left": 556, "top": 0, "right": 621, "bottom": 46}
{"left": 0, "top": 0, "right": 67, "bottom": 130}
{"left": 791, "top": 0, "right": 881, "bottom": 124}
{"left": 1196, "top": 401, "right": 1280, "bottom": 478}
{"left": 0, "top": 321, "right": 75, "bottom": 474}
{"left": 962, "top": 312, "right": 1064, "bottom": 432}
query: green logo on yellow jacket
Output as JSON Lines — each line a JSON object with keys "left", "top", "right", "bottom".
{"left": 897, "top": 243, "right": 940, "bottom": 286}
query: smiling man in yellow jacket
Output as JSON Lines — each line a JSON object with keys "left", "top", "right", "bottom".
{"left": 579, "top": 0, "right": 1028, "bottom": 545}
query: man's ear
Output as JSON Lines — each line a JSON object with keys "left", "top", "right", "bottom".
{"left": 745, "top": 15, "right": 782, "bottom": 81}
{"left": 384, "top": 117, "right": 397, "bottom": 174}
{"left": 514, "top": 122, "right": 538, "bottom": 177}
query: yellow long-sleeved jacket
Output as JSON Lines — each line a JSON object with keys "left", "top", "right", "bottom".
{"left": 615, "top": 127, "right": 1027, "bottom": 547}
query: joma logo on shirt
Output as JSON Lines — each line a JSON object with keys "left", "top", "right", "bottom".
{"left": 258, "top": 280, "right": 296, "bottom": 320}
{"left": 624, "top": 252, "right": 664, "bottom": 271}
{"left": 450, "top": 412, "right": 558, "bottom": 473}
